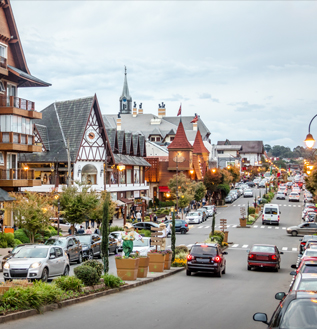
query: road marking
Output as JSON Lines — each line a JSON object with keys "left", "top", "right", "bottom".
{"left": 268, "top": 227, "right": 272, "bottom": 229}
{"left": 284, "top": 205, "right": 287, "bottom": 207}
{"left": 282, "top": 247, "right": 288, "bottom": 251}
{"left": 232, "top": 244, "right": 239, "bottom": 248}
{"left": 275, "top": 227, "right": 279, "bottom": 229}
{"left": 292, "top": 248, "right": 298, "bottom": 252}
{"left": 261, "top": 226, "right": 265, "bottom": 228}
{"left": 293, "top": 205, "right": 297, "bottom": 207}
{"left": 233, "top": 205, "right": 236, "bottom": 207}
{"left": 205, "top": 226, "right": 210, "bottom": 228}
{"left": 289, "top": 205, "right": 292, "bottom": 207}
{"left": 198, "top": 226, "right": 203, "bottom": 229}
{"left": 189, "top": 225, "right": 193, "bottom": 229}
{"left": 253, "top": 225, "right": 258, "bottom": 228}
{"left": 242, "top": 245, "right": 248, "bottom": 248}
{"left": 298, "top": 205, "right": 301, "bottom": 207}
{"left": 282, "top": 227, "right": 286, "bottom": 230}
{"left": 232, "top": 225, "right": 237, "bottom": 228}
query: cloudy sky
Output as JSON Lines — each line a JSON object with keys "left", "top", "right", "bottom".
{"left": 10, "top": 1, "right": 317, "bottom": 148}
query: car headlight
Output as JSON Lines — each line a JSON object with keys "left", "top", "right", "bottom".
{"left": 3, "top": 262, "right": 9, "bottom": 269}
{"left": 30, "top": 262, "right": 41, "bottom": 269}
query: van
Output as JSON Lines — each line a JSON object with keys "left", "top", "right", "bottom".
{"left": 262, "top": 204, "right": 281, "bottom": 225}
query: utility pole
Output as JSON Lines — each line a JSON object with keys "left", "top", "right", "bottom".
{"left": 66, "top": 138, "right": 71, "bottom": 187}
{"left": 176, "top": 156, "right": 179, "bottom": 213}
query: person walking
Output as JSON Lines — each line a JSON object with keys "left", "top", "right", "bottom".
{"left": 136, "top": 211, "right": 142, "bottom": 222}
{"left": 153, "top": 214, "right": 157, "bottom": 223}
{"left": 94, "top": 225, "right": 100, "bottom": 235}
{"left": 85, "top": 226, "right": 92, "bottom": 234}
{"left": 77, "top": 225, "right": 85, "bottom": 234}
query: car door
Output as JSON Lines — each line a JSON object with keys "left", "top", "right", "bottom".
{"left": 67, "top": 238, "right": 75, "bottom": 261}
{"left": 309, "top": 223, "right": 317, "bottom": 234}
{"left": 298, "top": 223, "right": 311, "bottom": 235}
{"left": 93, "top": 235, "right": 101, "bottom": 255}
{"left": 175, "top": 220, "right": 182, "bottom": 232}
{"left": 55, "top": 247, "right": 65, "bottom": 275}
{"left": 47, "top": 247, "right": 58, "bottom": 276}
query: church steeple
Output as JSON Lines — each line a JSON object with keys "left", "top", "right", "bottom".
{"left": 119, "top": 66, "right": 132, "bottom": 114}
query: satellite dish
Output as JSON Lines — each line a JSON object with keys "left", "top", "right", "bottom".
{"left": 173, "top": 156, "right": 185, "bottom": 163}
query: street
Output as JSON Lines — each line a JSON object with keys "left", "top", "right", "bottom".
{"left": 2, "top": 187, "right": 302, "bottom": 329}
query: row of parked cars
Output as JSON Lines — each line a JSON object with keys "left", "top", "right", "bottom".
{"left": 185, "top": 205, "right": 217, "bottom": 224}
{"left": 253, "top": 235, "right": 317, "bottom": 328}
{"left": 225, "top": 182, "right": 255, "bottom": 203}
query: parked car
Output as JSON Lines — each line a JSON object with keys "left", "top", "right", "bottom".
{"left": 243, "top": 189, "right": 253, "bottom": 198}
{"left": 132, "top": 237, "right": 155, "bottom": 256}
{"left": 109, "top": 231, "right": 123, "bottom": 252}
{"left": 202, "top": 205, "right": 216, "bottom": 217}
{"left": 299, "top": 235, "right": 317, "bottom": 254}
{"left": 133, "top": 222, "right": 159, "bottom": 231}
{"left": 186, "top": 211, "right": 203, "bottom": 224}
{"left": 301, "top": 248, "right": 317, "bottom": 260}
{"left": 289, "top": 192, "right": 300, "bottom": 202}
{"left": 247, "top": 244, "right": 283, "bottom": 272}
{"left": 287, "top": 222, "right": 317, "bottom": 236}
{"left": 75, "top": 234, "right": 104, "bottom": 259}
{"left": 196, "top": 208, "right": 207, "bottom": 222}
{"left": 291, "top": 259, "right": 317, "bottom": 276}
{"left": 246, "top": 181, "right": 255, "bottom": 187}
{"left": 290, "top": 273, "right": 317, "bottom": 291}
{"left": 225, "top": 195, "right": 233, "bottom": 203}
{"left": 45, "top": 236, "right": 83, "bottom": 264}
{"left": 3, "top": 245, "right": 70, "bottom": 282}
{"left": 258, "top": 181, "right": 266, "bottom": 188}
{"left": 1, "top": 243, "right": 36, "bottom": 271}
{"left": 186, "top": 243, "right": 227, "bottom": 277}
{"left": 164, "top": 219, "right": 189, "bottom": 234}
{"left": 253, "top": 291, "right": 317, "bottom": 328}
{"left": 303, "top": 241, "right": 317, "bottom": 253}
{"left": 276, "top": 191, "right": 286, "bottom": 200}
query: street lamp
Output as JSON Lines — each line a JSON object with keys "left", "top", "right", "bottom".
{"left": 304, "top": 114, "right": 317, "bottom": 148}
{"left": 54, "top": 194, "right": 60, "bottom": 236}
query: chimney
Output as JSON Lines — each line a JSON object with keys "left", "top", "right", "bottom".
{"left": 138, "top": 102, "right": 143, "bottom": 115}
{"left": 132, "top": 103, "right": 137, "bottom": 117}
{"left": 158, "top": 101, "right": 166, "bottom": 118}
{"left": 193, "top": 122, "right": 197, "bottom": 131}
{"left": 117, "top": 116, "right": 121, "bottom": 131}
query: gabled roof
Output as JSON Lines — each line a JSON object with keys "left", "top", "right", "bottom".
{"left": 193, "top": 130, "right": 209, "bottom": 154}
{"left": 217, "top": 140, "right": 264, "bottom": 154}
{"left": 167, "top": 120, "right": 193, "bottom": 150}
{"left": 35, "top": 124, "right": 50, "bottom": 151}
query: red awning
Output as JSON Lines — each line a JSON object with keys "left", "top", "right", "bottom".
{"left": 159, "top": 186, "right": 170, "bottom": 193}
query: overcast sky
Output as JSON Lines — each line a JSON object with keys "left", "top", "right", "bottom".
{"left": 10, "top": 1, "right": 317, "bottom": 149}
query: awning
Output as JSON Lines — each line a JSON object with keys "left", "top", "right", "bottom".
{"left": 159, "top": 186, "right": 170, "bottom": 193}
{"left": 0, "top": 188, "right": 16, "bottom": 201}
{"left": 141, "top": 196, "right": 152, "bottom": 201}
{"left": 8, "top": 65, "right": 51, "bottom": 87}
{"left": 119, "top": 198, "right": 134, "bottom": 204}
{"left": 115, "top": 200, "right": 125, "bottom": 206}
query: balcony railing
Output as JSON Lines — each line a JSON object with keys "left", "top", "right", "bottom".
{"left": 0, "top": 95, "right": 35, "bottom": 111}
{"left": 0, "top": 132, "right": 34, "bottom": 145}
{"left": 0, "top": 56, "right": 6, "bottom": 70}
{"left": 0, "top": 169, "right": 35, "bottom": 180}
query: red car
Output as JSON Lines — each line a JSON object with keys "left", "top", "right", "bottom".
{"left": 247, "top": 244, "right": 283, "bottom": 272}
{"left": 291, "top": 257, "right": 317, "bottom": 276}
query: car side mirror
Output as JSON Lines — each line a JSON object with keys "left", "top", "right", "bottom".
{"left": 291, "top": 264, "right": 297, "bottom": 269}
{"left": 275, "top": 292, "right": 286, "bottom": 300}
{"left": 222, "top": 251, "right": 228, "bottom": 255}
{"left": 279, "top": 252, "right": 284, "bottom": 255}
{"left": 299, "top": 239, "right": 302, "bottom": 241}
{"left": 253, "top": 313, "right": 268, "bottom": 324}
{"left": 49, "top": 254, "right": 56, "bottom": 259}
{"left": 8, "top": 250, "right": 11, "bottom": 254}
{"left": 290, "top": 271, "right": 296, "bottom": 275}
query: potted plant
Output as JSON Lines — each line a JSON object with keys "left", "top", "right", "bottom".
{"left": 239, "top": 217, "right": 247, "bottom": 227}
{"left": 137, "top": 255, "right": 150, "bottom": 278}
{"left": 115, "top": 253, "right": 140, "bottom": 281}
{"left": 164, "top": 250, "right": 172, "bottom": 270}
{"left": 148, "top": 250, "right": 165, "bottom": 272}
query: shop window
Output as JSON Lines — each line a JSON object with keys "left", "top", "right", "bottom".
{"left": 81, "top": 164, "right": 97, "bottom": 185}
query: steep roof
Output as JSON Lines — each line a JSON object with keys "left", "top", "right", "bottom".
{"left": 167, "top": 120, "right": 193, "bottom": 150}
{"left": 119, "top": 68, "right": 132, "bottom": 101}
{"left": 193, "top": 130, "right": 209, "bottom": 154}
{"left": 217, "top": 140, "right": 264, "bottom": 154}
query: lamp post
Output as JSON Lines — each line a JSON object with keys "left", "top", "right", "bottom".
{"left": 54, "top": 194, "right": 60, "bottom": 236}
{"left": 172, "top": 153, "right": 185, "bottom": 214}
{"left": 304, "top": 114, "right": 317, "bottom": 149}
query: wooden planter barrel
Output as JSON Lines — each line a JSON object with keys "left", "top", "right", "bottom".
{"left": 115, "top": 258, "right": 140, "bottom": 281}
{"left": 239, "top": 218, "right": 247, "bottom": 227}
{"left": 164, "top": 253, "right": 172, "bottom": 270}
{"left": 137, "top": 257, "right": 149, "bottom": 278}
{"left": 148, "top": 253, "right": 165, "bottom": 272}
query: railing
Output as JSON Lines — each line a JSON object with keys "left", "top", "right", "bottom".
{"left": 0, "top": 56, "right": 6, "bottom": 70}
{"left": 0, "top": 95, "right": 35, "bottom": 111}
{"left": 0, "top": 132, "right": 33, "bottom": 145}
{"left": 0, "top": 169, "right": 35, "bottom": 180}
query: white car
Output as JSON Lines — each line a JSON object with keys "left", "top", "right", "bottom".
{"left": 203, "top": 205, "right": 215, "bottom": 217}
{"left": 276, "top": 191, "right": 286, "bottom": 200}
{"left": 109, "top": 231, "right": 123, "bottom": 251}
{"left": 243, "top": 189, "right": 253, "bottom": 198}
{"left": 132, "top": 237, "right": 155, "bottom": 256}
{"left": 289, "top": 192, "right": 300, "bottom": 202}
{"left": 186, "top": 211, "right": 202, "bottom": 224}
{"left": 301, "top": 249, "right": 317, "bottom": 259}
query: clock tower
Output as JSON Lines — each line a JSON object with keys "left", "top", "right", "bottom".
{"left": 119, "top": 66, "right": 132, "bottom": 114}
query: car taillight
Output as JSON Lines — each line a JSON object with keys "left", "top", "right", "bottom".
{"left": 187, "top": 254, "right": 194, "bottom": 261}
{"left": 214, "top": 256, "right": 221, "bottom": 263}
{"left": 248, "top": 254, "right": 255, "bottom": 259}
{"left": 271, "top": 255, "right": 277, "bottom": 260}
{"left": 262, "top": 214, "right": 264, "bottom": 219}
{"left": 278, "top": 215, "right": 280, "bottom": 221}
{"left": 301, "top": 242, "right": 306, "bottom": 246}
{"left": 185, "top": 224, "right": 188, "bottom": 227}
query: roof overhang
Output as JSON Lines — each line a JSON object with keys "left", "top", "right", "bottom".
{"left": 8, "top": 65, "right": 51, "bottom": 87}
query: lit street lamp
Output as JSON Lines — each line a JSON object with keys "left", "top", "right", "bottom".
{"left": 304, "top": 114, "right": 317, "bottom": 148}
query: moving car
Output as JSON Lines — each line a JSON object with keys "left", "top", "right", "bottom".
{"left": 132, "top": 237, "right": 155, "bottom": 256}
{"left": 75, "top": 234, "right": 104, "bottom": 259}
{"left": 164, "top": 219, "right": 189, "bottom": 234}
{"left": 262, "top": 204, "right": 280, "bottom": 225}
{"left": 289, "top": 192, "right": 300, "bottom": 202}
{"left": 202, "top": 205, "right": 216, "bottom": 217}
{"left": 278, "top": 186, "right": 288, "bottom": 195}
{"left": 246, "top": 181, "right": 255, "bottom": 187}
{"left": 258, "top": 181, "right": 266, "bottom": 188}
{"left": 243, "top": 189, "right": 253, "bottom": 198}
{"left": 3, "top": 245, "right": 70, "bottom": 282}
{"left": 286, "top": 222, "right": 317, "bottom": 236}
{"left": 276, "top": 191, "right": 285, "bottom": 200}
{"left": 45, "top": 236, "right": 83, "bottom": 264}
{"left": 185, "top": 211, "right": 203, "bottom": 224}
{"left": 186, "top": 243, "right": 227, "bottom": 277}
{"left": 253, "top": 291, "right": 317, "bottom": 328}
{"left": 196, "top": 208, "right": 207, "bottom": 222}
{"left": 247, "top": 244, "right": 283, "bottom": 272}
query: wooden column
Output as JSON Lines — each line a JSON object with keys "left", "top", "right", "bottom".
{"left": 124, "top": 204, "right": 127, "bottom": 226}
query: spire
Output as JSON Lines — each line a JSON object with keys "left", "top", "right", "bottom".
{"left": 193, "top": 129, "right": 209, "bottom": 154}
{"left": 119, "top": 66, "right": 132, "bottom": 101}
{"left": 168, "top": 120, "right": 193, "bottom": 150}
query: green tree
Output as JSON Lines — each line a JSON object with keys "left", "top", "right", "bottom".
{"left": 89, "top": 191, "right": 116, "bottom": 224}
{"left": 203, "top": 169, "right": 222, "bottom": 194}
{"left": 194, "top": 182, "right": 207, "bottom": 202}
{"left": 264, "top": 144, "right": 272, "bottom": 153}
{"left": 7, "top": 191, "right": 54, "bottom": 243}
{"left": 101, "top": 193, "right": 110, "bottom": 273}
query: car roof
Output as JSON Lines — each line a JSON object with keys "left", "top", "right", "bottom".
{"left": 299, "top": 273, "right": 317, "bottom": 279}
{"left": 23, "top": 245, "right": 51, "bottom": 249}
{"left": 192, "top": 243, "right": 218, "bottom": 247}
{"left": 251, "top": 244, "right": 276, "bottom": 247}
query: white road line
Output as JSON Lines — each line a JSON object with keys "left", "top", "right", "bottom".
{"left": 233, "top": 205, "right": 236, "bottom": 207}
{"left": 292, "top": 248, "right": 298, "bottom": 252}
{"left": 227, "top": 225, "right": 231, "bottom": 228}
{"left": 293, "top": 205, "right": 297, "bottom": 207}
{"left": 282, "top": 227, "right": 286, "bottom": 230}
{"left": 205, "top": 226, "right": 210, "bottom": 228}
{"left": 232, "top": 225, "right": 237, "bottom": 228}
{"left": 261, "top": 226, "right": 265, "bottom": 228}
{"left": 275, "top": 227, "right": 279, "bottom": 229}
{"left": 284, "top": 205, "right": 287, "bottom": 207}
{"left": 242, "top": 245, "right": 248, "bottom": 248}
{"left": 232, "top": 244, "right": 239, "bottom": 248}
{"left": 268, "top": 227, "right": 272, "bottom": 229}
{"left": 289, "top": 205, "right": 292, "bottom": 207}
{"left": 298, "top": 205, "right": 301, "bottom": 207}
{"left": 253, "top": 225, "right": 258, "bottom": 228}
{"left": 282, "top": 247, "right": 288, "bottom": 251}
{"left": 198, "top": 226, "right": 203, "bottom": 229}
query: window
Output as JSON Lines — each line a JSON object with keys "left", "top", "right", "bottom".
{"left": 217, "top": 150, "right": 224, "bottom": 154}
{"left": 151, "top": 137, "right": 155, "bottom": 141}
{"left": 0, "top": 44, "right": 6, "bottom": 58}
{"left": 127, "top": 169, "right": 132, "bottom": 184}
{"left": 156, "top": 137, "right": 161, "bottom": 142}
{"left": 0, "top": 152, "right": 4, "bottom": 165}
{"left": 55, "top": 248, "right": 63, "bottom": 258}
{"left": 170, "top": 137, "right": 174, "bottom": 141}
{"left": 0, "top": 80, "right": 4, "bottom": 93}
{"left": 134, "top": 166, "right": 139, "bottom": 183}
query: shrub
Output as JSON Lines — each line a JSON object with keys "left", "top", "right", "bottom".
{"left": 55, "top": 276, "right": 82, "bottom": 292}
{"left": 260, "top": 198, "right": 268, "bottom": 204}
{"left": 248, "top": 207, "right": 256, "bottom": 215}
{"left": 209, "top": 230, "right": 225, "bottom": 245}
{"left": 101, "top": 274, "right": 124, "bottom": 288}
{"left": 138, "top": 229, "right": 151, "bottom": 237}
{"left": 14, "top": 229, "right": 30, "bottom": 243}
{"left": 82, "top": 259, "right": 103, "bottom": 277}
{"left": 171, "top": 258, "right": 186, "bottom": 267}
{"left": 0, "top": 236, "right": 7, "bottom": 248}
{"left": 13, "top": 239, "right": 22, "bottom": 247}
{"left": 110, "top": 226, "right": 124, "bottom": 232}
{"left": 74, "top": 265, "right": 100, "bottom": 286}
{"left": 175, "top": 245, "right": 189, "bottom": 254}
{"left": 176, "top": 251, "right": 188, "bottom": 260}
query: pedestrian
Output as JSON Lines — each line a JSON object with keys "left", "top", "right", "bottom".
{"left": 165, "top": 215, "right": 168, "bottom": 222}
{"left": 136, "top": 211, "right": 142, "bottom": 222}
{"left": 85, "top": 219, "right": 89, "bottom": 230}
{"left": 85, "top": 226, "right": 92, "bottom": 234}
{"left": 153, "top": 214, "right": 157, "bottom": 223}
{"left": 94, "top": 225, "right": 100, "bottom": 235}
{"left": 77, "top": 225, "right": 85, "bottom": 234}
{"left": 90, "top": 219, "right": 95, "bottom": 228}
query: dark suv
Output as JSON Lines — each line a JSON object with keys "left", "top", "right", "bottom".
{"left": 45, "top": 236, "right": 83, "bottom": 263}
{"left": 186, "top": 243, "right": 227, "bottom": 277}
{"left": 164, "top": 219, "right": 189, "bottom": 234}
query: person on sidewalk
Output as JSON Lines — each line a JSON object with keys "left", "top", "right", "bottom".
{"left": 136, "top": 211, "right": 142, "bottom": 222}
{"left": 94, "top": 225, "right": 100, "bottom": 235}
{"left": 77, "top": 225, "right": 85, "bottom": 234}
{"left": 85, "top": 226, "right": 92, "bottom": 234}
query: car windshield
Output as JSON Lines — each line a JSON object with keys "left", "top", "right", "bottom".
{"left": 304, "top": 250, "right": 317, "bottom": 257}
{"left": 45, "top": 239, "right": 67, "bottom": 247}
{"left": 76, "top": 236, "right": 91, "bottom": 245}
{"left": 191, "top": 246, "right": 217, "bottom": 256}
{"left": 251, "top": 245, "right": 275, "bottom": 253}
{"left": 277, "top": 192, "right": 284, "bottom": 195}
{"left": 264, "top": 208, "right": 278, "bottom": 215}
{"left": 291, "top": 193, "right": 299, "bottom": 196}
{"left": 298, "top": 280, "right": 317, "bottom": 291}
{"left": 280, "top": 299, "right": 317, "bottom": 328}
{"left": 188, "top": 212, "right": 199, "bottom": 216}
{"left": 133, "top": 240, "right": 149, "bottom": 247}
{"left": 14, "top": 248, "right": 48, "bottom": 259}
{"left": 245, "top": 190, "right": 252, "bottom": 193}
{"left": 11, "top": 246, "right": 24, "bottom": 254}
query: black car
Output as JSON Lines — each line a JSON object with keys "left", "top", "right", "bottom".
{"left": 246, "top": 181, "right": 256, "bottom": 187}
{"left": 253, "top": 291, "right": 317, "bottom": 328}
{"left": 164, "top": 219, "right": 189, "bottom": 234}
{"left": 299, "top": 235, "right": 317, "bottom": 254}
{"left": 45, "top": 236, "right": 83, "bottom": 263}
{"left": 186, "top": 243, "right": 227, "bottom": 277}
{"left": 133, "top": 222, "right": 159, "bottom": 231}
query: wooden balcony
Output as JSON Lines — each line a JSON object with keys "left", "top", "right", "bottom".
{"left": 0, "top": 96, "right": 42, "bottom": 119}
{"left": 0, "top": 132, "right": 41, "bottom": 153}
{"left": 0, "top": 56, "right": 7, "bottom": 76}
{"left": 0, "top": 169, "right": 41, "bottom": 187}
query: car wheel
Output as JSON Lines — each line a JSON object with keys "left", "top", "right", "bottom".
{"left": 63, "top": 265, "right": 70, "bottom": 276}
{"left": 77, "top": 253, "right": 83, "bottom": 264}
{"left": 186, "top": 270, "right": 191, "bottom": 276}
{"left": 262, "top": 222, "right": 265, "bottom": 225}
{"left": 291, "top": 231, "right": 298, "bottom": 236}
{"left": 181, "top": 229, "right": 186, "bottom": 234}
{"left": 41, "top": 267, "right": 48, "bottom": 282}
{"left": 216, "top": 269, "right": 222, "bottom": 277}
{"left": 88, "top": 250, "right": 93, "bottom": 260}
{"left": 247, "top": 265, "right": 251, "bottom": 271}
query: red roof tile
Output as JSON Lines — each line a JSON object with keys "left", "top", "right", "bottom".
{"left": 193, "top": 130, "right": 209, "bottom": 154}
{"left": 167, "top": 120, "right": 193, "bottom": 150}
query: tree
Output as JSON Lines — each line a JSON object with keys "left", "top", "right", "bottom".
{"left": 225, "top": 166, "right": 240, "bottom": 183}
{"left": 194, "top": 182, "right": 207, "bottom": 202}
{"left": 58, "top": 185, "right": 99, "bottom": 233}
{"left": 203, "top": 169, "right": 222, "bottom": 194}
{"left": 171, "top": 210, "right": 176, "bottom": 262}
{"left": 7, "top": 191, "right": 54, "bottom": 243}
{"left": 101, "top": 193, "right": 110, "bottom": 273}
{"left": 89, "top": 191, "right": 116, "bottom": 225}
{"left": 264, "top": 144, "right": 272, "bottom": 153}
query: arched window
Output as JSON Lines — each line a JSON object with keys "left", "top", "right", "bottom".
{"left": 81, "top": 164, "right": 97, "bottom": 185}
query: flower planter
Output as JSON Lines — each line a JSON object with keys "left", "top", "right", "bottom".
{"left": 224, "top": 231, "right": 228, "bottom": 243}
{"left": 115, "top": 258, "right": 140, "bottom": 281}
{"left": 137, "top": 257, "right": 149, "bottom": 278}
{"left": 239, "top": 218, "right": 247, "bottom": 227}
{"left": 148, "top": 253, "right": 165, "bottom": 272}
{"left": 164, "top": 253, "right": 172, "bottom": 270}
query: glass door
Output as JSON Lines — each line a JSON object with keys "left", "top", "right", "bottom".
{"left": 6, "top": 153, "right": 17, "bottom": 179}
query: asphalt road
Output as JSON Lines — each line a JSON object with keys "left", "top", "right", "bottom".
{"left": 2, "top": 187, "right": 303, "bottom": 329}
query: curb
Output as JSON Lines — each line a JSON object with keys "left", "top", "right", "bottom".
{"left": 0, "top": 267, "right": 185, "bottom": 324}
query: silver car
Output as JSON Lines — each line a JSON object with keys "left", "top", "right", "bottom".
{"left": 287, "top": 222, "right": 317, "bottom": 236}
{"left": 3, "top": 245, "right": 70, "bottom": 282}
{"left": 186, "top": 211, "right": 202, "bottom": 224}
